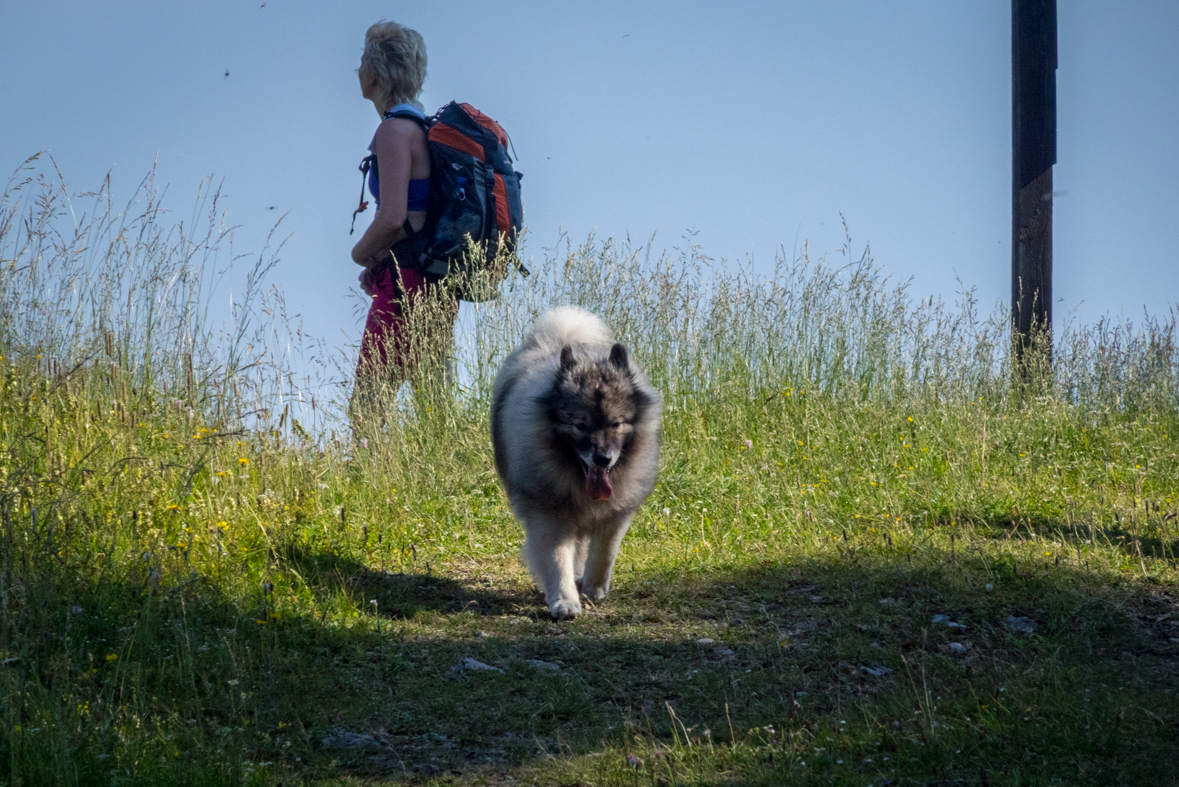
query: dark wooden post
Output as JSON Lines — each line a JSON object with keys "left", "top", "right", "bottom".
{"left": 1011, "top": 0, "right": 1057, "bottom": 368}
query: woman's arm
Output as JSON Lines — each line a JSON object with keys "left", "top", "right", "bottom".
{"left": 350, "top": 118, "right": 418, "bottom": 267}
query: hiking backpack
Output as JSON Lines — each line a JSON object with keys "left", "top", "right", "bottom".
{"left": 355, "top": 101, "right": 526, "bottom": 301}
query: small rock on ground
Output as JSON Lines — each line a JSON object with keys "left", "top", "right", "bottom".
{"left": 932, "top": 614, "right": 966, "bottom": 629}
{"left": 524, "top": 659, "right": 561, "bottom": 672}
{"left": 450, "top": 657, "right": 504, "bottom": 674}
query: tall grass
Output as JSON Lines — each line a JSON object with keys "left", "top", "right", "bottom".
{"left": 0, "top": 154, "right": 298, "bottom": 424}
{"left": 346, "top": 222, "right": 1178, "bottom": 499}
{"left": 0, "top": 159, "right": 300, "bottom": 784}
{"left": 2, "top": 161, "right": 1177, "bottom": 785}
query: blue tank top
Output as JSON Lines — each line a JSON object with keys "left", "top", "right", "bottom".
{"left": 368, "top": 169, "right": 428, "bottom": 211}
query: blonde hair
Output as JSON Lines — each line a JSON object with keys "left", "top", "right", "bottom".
{"left": 362, "top": 21, "right": 427, "bottom": 111}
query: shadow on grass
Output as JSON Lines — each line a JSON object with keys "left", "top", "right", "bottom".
{"left": 5, "top": 541, "right": 1179, "bottom": 785}
{"left": 232, "top": 545, "right": 1179, "bottom": 784}
{"left": 957, "top": 511, "right": 1179, "bottom": 565}
{"left": 278, "top": 542, "right": 535, "bottom": 619}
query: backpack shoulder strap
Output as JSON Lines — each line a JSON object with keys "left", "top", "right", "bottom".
{"left": 383, "top": 103, "right": 431, "bottom": 131}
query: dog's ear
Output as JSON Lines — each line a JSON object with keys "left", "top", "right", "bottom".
{"left": 560, "top": 345, "right": 575, "bottom": 373}
{"left": 608, "top": 343, "right": 629, "bottom": 370}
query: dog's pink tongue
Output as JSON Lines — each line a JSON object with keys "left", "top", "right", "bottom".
{"left": 585, "top": 467, "right": 612, "bottom": 500}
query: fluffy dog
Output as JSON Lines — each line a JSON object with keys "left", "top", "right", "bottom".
{"left": 491, "top": 307, "right": 662, "bottom": 619}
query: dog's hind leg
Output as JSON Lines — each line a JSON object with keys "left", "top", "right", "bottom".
{"left": 580, "top": 515, "right": 632, "bottom": 602}
{"left": 522, "top": 520, "right": 582, "bottom": 620}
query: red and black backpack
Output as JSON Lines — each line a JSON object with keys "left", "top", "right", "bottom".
{"left": 368, "top": 101, "right": 526, "bottom": 301}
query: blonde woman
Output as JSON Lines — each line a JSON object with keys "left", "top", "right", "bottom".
{"left": 351, "top": 21, "right": 455, "bottom": 392}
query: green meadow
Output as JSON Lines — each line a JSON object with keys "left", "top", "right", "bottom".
{"left": 2, "top": 162, "right": 1178, "bottom": 786}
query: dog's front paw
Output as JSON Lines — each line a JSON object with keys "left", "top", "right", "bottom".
{"left": 548, "top": 597, "right": 582, "bottom": 620}
{"left": 580, "top": 584, "right": 608, "bottom": 602}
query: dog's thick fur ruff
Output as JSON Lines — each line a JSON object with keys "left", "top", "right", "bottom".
{"left": 491, "top": 307, "right": 662, "bottom": 619}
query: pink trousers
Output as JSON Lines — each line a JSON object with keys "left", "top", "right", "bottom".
{"left": 356, "top": 266, "right": 457, "bottom": 383}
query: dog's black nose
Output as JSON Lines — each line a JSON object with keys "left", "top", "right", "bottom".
{"left": 592, "top": 453, "right": 611, "bottom": 468}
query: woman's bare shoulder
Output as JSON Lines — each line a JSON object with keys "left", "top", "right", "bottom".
{"left": 373, "top": 115, "right": 426, "bottom": 145}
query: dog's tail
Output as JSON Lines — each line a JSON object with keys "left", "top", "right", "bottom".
{"left": 530, "top": 306, "right": 612, "bottom": 351}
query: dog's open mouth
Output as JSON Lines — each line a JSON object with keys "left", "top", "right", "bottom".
{"left": 582, "top": 464, "right": 613, "bottom": 501}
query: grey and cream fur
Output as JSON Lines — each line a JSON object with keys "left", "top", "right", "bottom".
{"left": 491, "top": 307, "right": 662, "bottom": 620}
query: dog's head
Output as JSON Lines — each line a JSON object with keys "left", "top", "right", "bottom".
{"left": 544, "top": 343, "right": 654, "bottom": 501}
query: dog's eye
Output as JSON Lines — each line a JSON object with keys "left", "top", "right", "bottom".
{"left": 611, "top": 420, "right": 625, "bottom": 430}
{"left": 572, "top": 422, "right": 588, "bottom": 433}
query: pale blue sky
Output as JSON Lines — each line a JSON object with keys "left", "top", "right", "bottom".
{"left": 3, "top": 1, "right": 1177, "bottom": 360}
